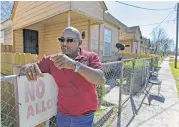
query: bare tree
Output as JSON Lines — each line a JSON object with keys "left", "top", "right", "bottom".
{"left": 151, "top": 27, "right": 167, "bottom": 54}
{"left": 0, "top": 1, "right": 14, "bottom": 22}
{"left": 161, "top": 39, "right": 174, "bottom": 56}
{"left": 151, "top": 27, "right": 174, "bottom": 56}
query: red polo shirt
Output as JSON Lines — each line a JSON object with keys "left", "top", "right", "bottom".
{"left": 37, "top": 49, "right": 103, "bottom": 116}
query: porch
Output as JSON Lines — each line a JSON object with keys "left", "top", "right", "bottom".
{"left": 13, "top": 11, "right": 102, "bottom": 56}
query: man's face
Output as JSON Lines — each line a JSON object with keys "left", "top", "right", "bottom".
{"left": 59, "top": 29, "right": 80, "bottom": 55}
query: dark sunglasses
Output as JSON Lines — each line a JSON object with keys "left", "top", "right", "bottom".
{"left": 58, "top": 37, "right": 80, "bottom": 43}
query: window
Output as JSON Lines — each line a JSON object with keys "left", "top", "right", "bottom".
{"left": 0, "top": 30, "right": 4, "bottom": 43}
{"left": 104, "top": 28, "right": 112, "bottom": 56}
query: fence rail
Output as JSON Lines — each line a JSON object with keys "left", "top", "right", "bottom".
{"left": 1, "top": 52, "right": 159, "bottom": 127}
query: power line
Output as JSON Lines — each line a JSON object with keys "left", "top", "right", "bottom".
{"left": 147, "top": 8, "right": 175, "bottom": 37}
{"left": 163, "top": 7, "right": 176, "bottom": 30}
{"left": 115, "top": 1, "right": 174, "bottom": 11}
{"left": 140, "top": 19, "right": 176, "bottom": 27}
{"left": 119, "top": 19, "right": 176, "bottom": 32}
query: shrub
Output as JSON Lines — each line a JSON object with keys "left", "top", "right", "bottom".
{"left": 96, "top": 84, "right": 106, "bottom": 105}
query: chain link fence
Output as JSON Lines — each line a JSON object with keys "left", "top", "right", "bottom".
{"left": 1, "top": 75, "right": 19, "bottom": 127}
{"left": 1, "top": 57, "right": 158, "bottom": 127}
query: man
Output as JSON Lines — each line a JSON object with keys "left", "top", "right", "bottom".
{"left": 20, "top": 27, "right": 105, "bottom": 127}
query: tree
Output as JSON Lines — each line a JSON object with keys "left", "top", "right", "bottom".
{"left": 0, "top": 1, "right": 14, "bottom": 22}
{"left": 161, "top": 39, "right": 174, "bottom": 56}
{"left": 151, "top": 27, "right": 174, "bottom": 56}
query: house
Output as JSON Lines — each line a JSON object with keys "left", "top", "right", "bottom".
{"left": 140, "top": 37, "right": 151, "bottom": 54}
{"left": 1, "top": 20, "right": 13, "bottom": 52}
{"left": 1, "top": 1, "right": 130, "bottom": 62}
{"left": 91, "top": 12, "right": 127, "bottom": 62}
{"left": 120, "top": 26, "right": 142, "bottom": 54}
{"left": 9, "top": 1, "right": 108, "bottom": 56}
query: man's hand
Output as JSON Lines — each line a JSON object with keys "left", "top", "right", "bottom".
{"left": 20, "top": 63, "right": 43, "bottom": 81}
{"left": 50, "top": 54, "right": 75, "bottom": 70}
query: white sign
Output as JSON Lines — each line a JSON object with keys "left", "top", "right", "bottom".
{"left": 17, "top": 73, "right": 58, "bottom": 127}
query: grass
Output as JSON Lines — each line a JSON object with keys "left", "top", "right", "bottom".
{"left": 169, "top": 63, "right": 179, "bottom": 96}
{"left": 94, "top": 109, "right": 105, "bottom": 119}
{"left": 169, "top": 58, "right": 179, "bottom": 63}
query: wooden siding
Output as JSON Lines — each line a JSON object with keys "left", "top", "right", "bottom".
{"left": 43, "top": 18, "right": 89, "bottom": 55}
{"left": 71, "top": 1, "right": 104, "bottom": 22}
{"left": 90, "top": 25, "right": 99, "bottom": 54}
{"left": 13, "top": 1, "right": 70, "bottom": 29}
{"left": 90, "top": 22, "right": 120, "bottom": 61}
{"left": 14, "top": 23, "right": 45, "bottom": 54}
{"left": 13, "top": 18, "right": 89, "bottom": 55}
{"left": 120, "top": 31, "right": 135, "bottom": 41}
{"left": 120, "top": 40, "right": 133, "bottom": 53}
{"left": 14, "top": 29, "right": 23, "bottom": 53}
{"left": 103, "top": 22, "right": 119, "bottom": 56}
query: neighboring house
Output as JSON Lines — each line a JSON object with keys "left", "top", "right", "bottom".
{"left": 8, "top": 1, "right": 108, "bottom": 56}
{"left": 140, "top": 37, "right": 151, "bottom": 54}
{"left": 1, "top": 20, "right": 13, "bottom": 52}
{"left": 120, "top": 26, "right": 142, "bottom": 54}
{"left": 91, "top": 12, "right": 126, "bottom": 62}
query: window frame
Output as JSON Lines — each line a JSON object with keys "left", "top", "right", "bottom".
{"left": 103, "top": 27, "right": 112, "bottom": 56}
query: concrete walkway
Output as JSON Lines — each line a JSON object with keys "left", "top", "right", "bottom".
{"left": 111, "top": 58, "right": 179, "bottom": 127}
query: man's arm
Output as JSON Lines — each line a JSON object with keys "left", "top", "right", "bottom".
{"left": 77, "top": 64, "right": 105, "bottom": 85}
{"left": 50, "top": 53, "right": 105, "bottom": 85}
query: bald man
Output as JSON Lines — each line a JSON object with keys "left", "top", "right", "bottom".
{"left": 20, "top": 27, "right": 105, "bottom": 127}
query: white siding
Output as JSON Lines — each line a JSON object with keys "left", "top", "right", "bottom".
{"left": 1, "top": 20, "right": 13, "bottom": 45}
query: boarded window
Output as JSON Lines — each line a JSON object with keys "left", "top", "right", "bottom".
{"left": 104, "top": 28, "right": 112, "bottom": 56}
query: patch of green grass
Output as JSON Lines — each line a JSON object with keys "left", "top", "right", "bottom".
{"left": 169, "top": 63, "right": 179, "bottom": 96}
{"left": 94, "top": 109, "right": 105, "bottom": 119}
{"left": 169, "top": 58, "right": 179, "bottom": 63}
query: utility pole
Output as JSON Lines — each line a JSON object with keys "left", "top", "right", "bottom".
{"left": 175, "top": 3, "right": 179, "bottom": 68}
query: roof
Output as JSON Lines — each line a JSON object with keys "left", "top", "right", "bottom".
{"left": 99, "top": 1, "right": 108, "bottom": 11}
{"left": 10, "top": 1, "right": 17, "bottom": 20}
{"left": 104, "top": 12, "right": 127, "bottom": 29}
{"left": 125, "top": 26, "right": 142, "bottom": 36}
{"left": 125, "top": 26, "right": 138, "bottom": 32}
{"left": 10, "top": 1, "right": 108, "bottom": 20}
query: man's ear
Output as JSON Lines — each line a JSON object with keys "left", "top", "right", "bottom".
{"left": 79, "top": 40, "right": 82, "bottom": 46}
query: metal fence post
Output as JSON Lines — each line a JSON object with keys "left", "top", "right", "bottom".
{"left": 130, "top": 59, "right": 135, "bottom": 95}
{"left": 141, "top": 59, "right": 144, "bottom": 85}
{"left": 118, "top": 60, "right": 123, "bottom": 117}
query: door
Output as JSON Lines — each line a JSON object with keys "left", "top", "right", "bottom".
{"left": 23, "top": 29, "right": 38, "bottom": 54}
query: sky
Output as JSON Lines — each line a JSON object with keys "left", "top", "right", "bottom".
{"left": 105, "top": 1, "right": 177, "bottom": 44}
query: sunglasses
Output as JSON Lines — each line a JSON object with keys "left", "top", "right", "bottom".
{"left": 58, "top": 37, "right": 80, "bottom": 43}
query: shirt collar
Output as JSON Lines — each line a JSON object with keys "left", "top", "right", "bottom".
{"left": 75, "top": 48, "right": 87, "bottom": 60}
